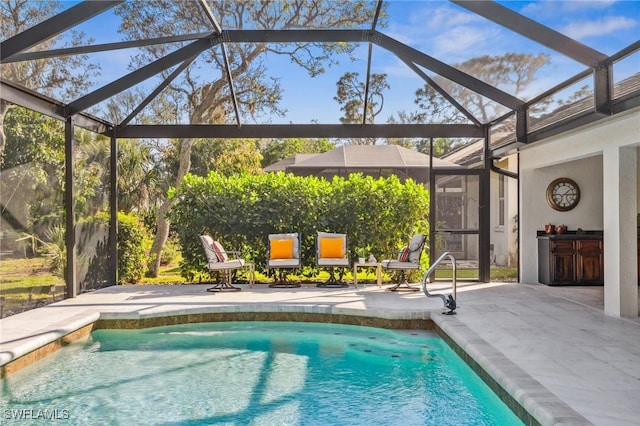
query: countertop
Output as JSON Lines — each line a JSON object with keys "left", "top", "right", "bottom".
{"left": 536, "top": 230, "right": 603, "bottom": 239}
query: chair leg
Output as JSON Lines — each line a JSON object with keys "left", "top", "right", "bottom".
{"left": 206, "top": 270, "right": 242, "bottom": 292}
{"left": 269, "top": 269, "right": 301, "bottom": 288}
{"left": 386, "top": 270, "right": 420, "bottom": 292}
{"left": 316, "top": 268, "right": 349, "bottom": 288}
{"left": 207, "top": 282, "right": 242, "bottom": 292}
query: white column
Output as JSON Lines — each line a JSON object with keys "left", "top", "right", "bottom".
{"left": 603, "top": 145, "right": 637, "bottom": 317}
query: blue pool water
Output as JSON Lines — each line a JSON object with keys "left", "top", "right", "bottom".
{"left": 1, "top": 322, "right": 523, "bottom": 425}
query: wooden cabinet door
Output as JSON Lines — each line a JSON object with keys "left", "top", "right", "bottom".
{"left": 578, "top": 253, "right": 603, "bottom": 284}
{"left": 551, "top": 252, "right": 575, "bottom": 284}
{"left": 577, "top": 240, "right": 604, "bottom": 284}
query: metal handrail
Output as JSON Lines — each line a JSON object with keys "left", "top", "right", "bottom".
{"left": 422, "top": 251, "right": 457, "bottom": 315}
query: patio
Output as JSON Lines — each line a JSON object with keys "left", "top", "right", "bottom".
{"left": 1, "top": 2, "right": 639, "bottom": 424}
{"left": 2, "top": 281, "right": 640, "bottom": 425}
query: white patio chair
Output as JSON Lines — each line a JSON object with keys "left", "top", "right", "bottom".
{"left": 199, "top": 235, "right": 254, "bottom": 292}
{"left": 381, "top": 234, "right": 426, "bottom": 292}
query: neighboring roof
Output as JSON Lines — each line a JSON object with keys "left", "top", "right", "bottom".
{"left": 444, "top": 72, "right": 640, "bottom": 167}
{"left": 440, "top": 141, "right": 485, "bottom": 167}
{"left": 289, "top": 145, "right": 458, "bottom": 170}
{"left": 263, "top": 153, "right": 318, "bottom": 172}
{"left": 276, "top": 144, "right": 460, "bottom": 183}
{"left": 527, "top": 72, "right": 640, "bottom": 134}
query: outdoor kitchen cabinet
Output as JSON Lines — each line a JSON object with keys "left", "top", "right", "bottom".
{"left": 537, "top": 232, "right": 603, "bottom": 285}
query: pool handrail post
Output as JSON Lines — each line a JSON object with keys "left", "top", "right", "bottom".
{"left": 422, "top": 251, "right": 457, "bottom": 315}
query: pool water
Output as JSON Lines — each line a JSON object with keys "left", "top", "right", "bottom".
{"left": 1, "top": 322, "right": 523, "bottom": 425}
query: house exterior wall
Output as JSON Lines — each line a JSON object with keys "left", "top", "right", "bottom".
{"left": 490, "top": 156, "right": 518, "bottom": 267}
{"left": 489, "top": 171, "right": 505, "bottom": 265}
{"left": 520, "top": 155, "right": 603, "bottom": 284}
{"left": 507, "top": 155, "right": 519, "bottom": 267}
{"left": 466, "top": 177, "right": 479, "bottom": 260}
{"left": 519, "top": 108, "right": 640, "bottom": 316}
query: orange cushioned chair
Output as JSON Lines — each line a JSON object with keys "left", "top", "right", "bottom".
{"left": 266, "top": 232, "right": 301, "bottom": 288}
{"left": 316, "top": 232, "right": 349, "bottom": 288}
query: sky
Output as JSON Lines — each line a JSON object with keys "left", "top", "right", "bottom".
{"left": 16, "top": 1, "right": 640, "bottom": 125}
{"left": 268, "top": 0, "right": 640, "bottom": 124}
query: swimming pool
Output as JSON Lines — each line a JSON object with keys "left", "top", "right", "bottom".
{"left": 1, "top": 322, "right": 522, "bottom": 425}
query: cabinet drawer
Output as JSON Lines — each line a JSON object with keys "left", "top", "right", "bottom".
{"left": 578, "top": 240, "right": 602, "bottom": 252}
{"left": 551, "top": 240, "right": 575, "bottom": 252}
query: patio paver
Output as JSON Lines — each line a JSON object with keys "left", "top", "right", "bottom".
{"left": 2, "top": 282, "right": 639, "bottom": 425}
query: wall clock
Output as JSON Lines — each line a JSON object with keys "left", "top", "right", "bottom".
{"left": 546, "top": 177, "right": 580, "bottom": 211}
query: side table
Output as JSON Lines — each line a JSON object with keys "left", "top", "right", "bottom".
{"left": 353, "top": 262, "right": 382, "bottom": 288}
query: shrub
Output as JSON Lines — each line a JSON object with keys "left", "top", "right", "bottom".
{"left": 43, "top": 225, "right": 66, "bottom": 277}
{"left": 116, "top": 211, "right": 148, "bottom": 284}
{"left": 169, "top": 172, "right": 429, "bottom": 280}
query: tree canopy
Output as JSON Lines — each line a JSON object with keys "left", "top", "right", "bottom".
{"left": 414, "top": 53, "right": 550, "bottom": 124}
{"left": 0, "top": 0, "right": 98, "bottom": 154}
{"left": 261, "top": 138, "right": 335, "bottom": 167}
{"left": 113, "top": 0, "right": 377, "bottom": 276}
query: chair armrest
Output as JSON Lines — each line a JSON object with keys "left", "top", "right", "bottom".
{"left": 382, "top": 250, "right": 402, "bottom": 259}
{"left": 222, "top": 250, "right": 241, "bottom": 256}
{"left": 219, "top": 250, "right": 243, "bottom": 260}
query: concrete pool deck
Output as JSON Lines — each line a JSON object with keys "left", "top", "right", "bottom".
{"left": 1, "top": 281, "right": 639, "bottom": 425}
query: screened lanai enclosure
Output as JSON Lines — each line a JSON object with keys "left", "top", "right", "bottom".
{"left": 1, "top": 1, "right": 638, "bottom": 312}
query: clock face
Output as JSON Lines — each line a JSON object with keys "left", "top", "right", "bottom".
{"left": 546, "top": 178, "right": 580, "bottom": 211}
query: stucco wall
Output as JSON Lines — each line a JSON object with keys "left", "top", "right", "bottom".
{"left": 519, "top": 109, "right": 640, "bottom": 284}
{"left": 638, "top": 149, "right": 640, "bottom": 211}
{"left": 490, "top": 156, "right": 518, "bottom": 266}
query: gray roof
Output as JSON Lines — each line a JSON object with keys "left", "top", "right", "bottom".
{"left": 289, "top": 145, "right": 458, "bottom": 170}
{"left": 274, "top": 145, "right": 461, "bottom": 183}
{"left": 443, "top": 72, "right": 640, "bottom": 166}
{"left": 263, "top": 154, "right": 319, "bottom": 172}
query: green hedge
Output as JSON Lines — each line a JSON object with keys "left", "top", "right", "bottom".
{"left": 116, "top": 211, "right": 148, "bottom": 284}
{"left": 169, "top": 172, "right": 430, "bottom": 281}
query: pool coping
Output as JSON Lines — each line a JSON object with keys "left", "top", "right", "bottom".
{"left": 1, "top": 305, "right": 591, "bottom": 426}
{"left": 432, "top": 314, "right": 591, "bottom": 426}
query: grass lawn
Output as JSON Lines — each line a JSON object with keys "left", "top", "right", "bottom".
{"left": 139, "top": 265, "right": 184, "bottom": 284}
{"left": 435, "top": 266, "right": 518, "bottom": 281}
{"left": 0, "top": 257, "right": 65, "bottom": 316}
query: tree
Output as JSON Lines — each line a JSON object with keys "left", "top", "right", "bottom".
{"left": 412, "top": 53, "right": 550, "bottom": 154}
{"left": 334, "top": 71, "right": 389, "bottom": 145}
{"left": 0, "top": 0, "right": 98, "bottom": 156}
{"left": 188, "top": 139, "right": 264, "bottom": 177}
{"left": 117, "top": 139, "right": 162, "bottom": 214}
{"left": 114, "top": 1, "right": 375, "bottom": 276}
{"left": 385, "top": 110, "right": 457, "bottom": 157}
{"left": 556, "top": 85, "right": 592, "bottom": 107}
{"left": 261, "top": 138, "right": 335, "bottom": 168}
{"left": 73, "top": 130, "right": 110, "bottom": 216}
{"left": 385, "top": 110, "right": 424, "bottom": 151}
{"left": 0, "top": 107, "right": 65, "bottom": 235}
{"left": 415, "top": 53, "right": 550, "bottom": 124}
{"left": 103, "top": 92, "right": 168, "bottom": 215}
